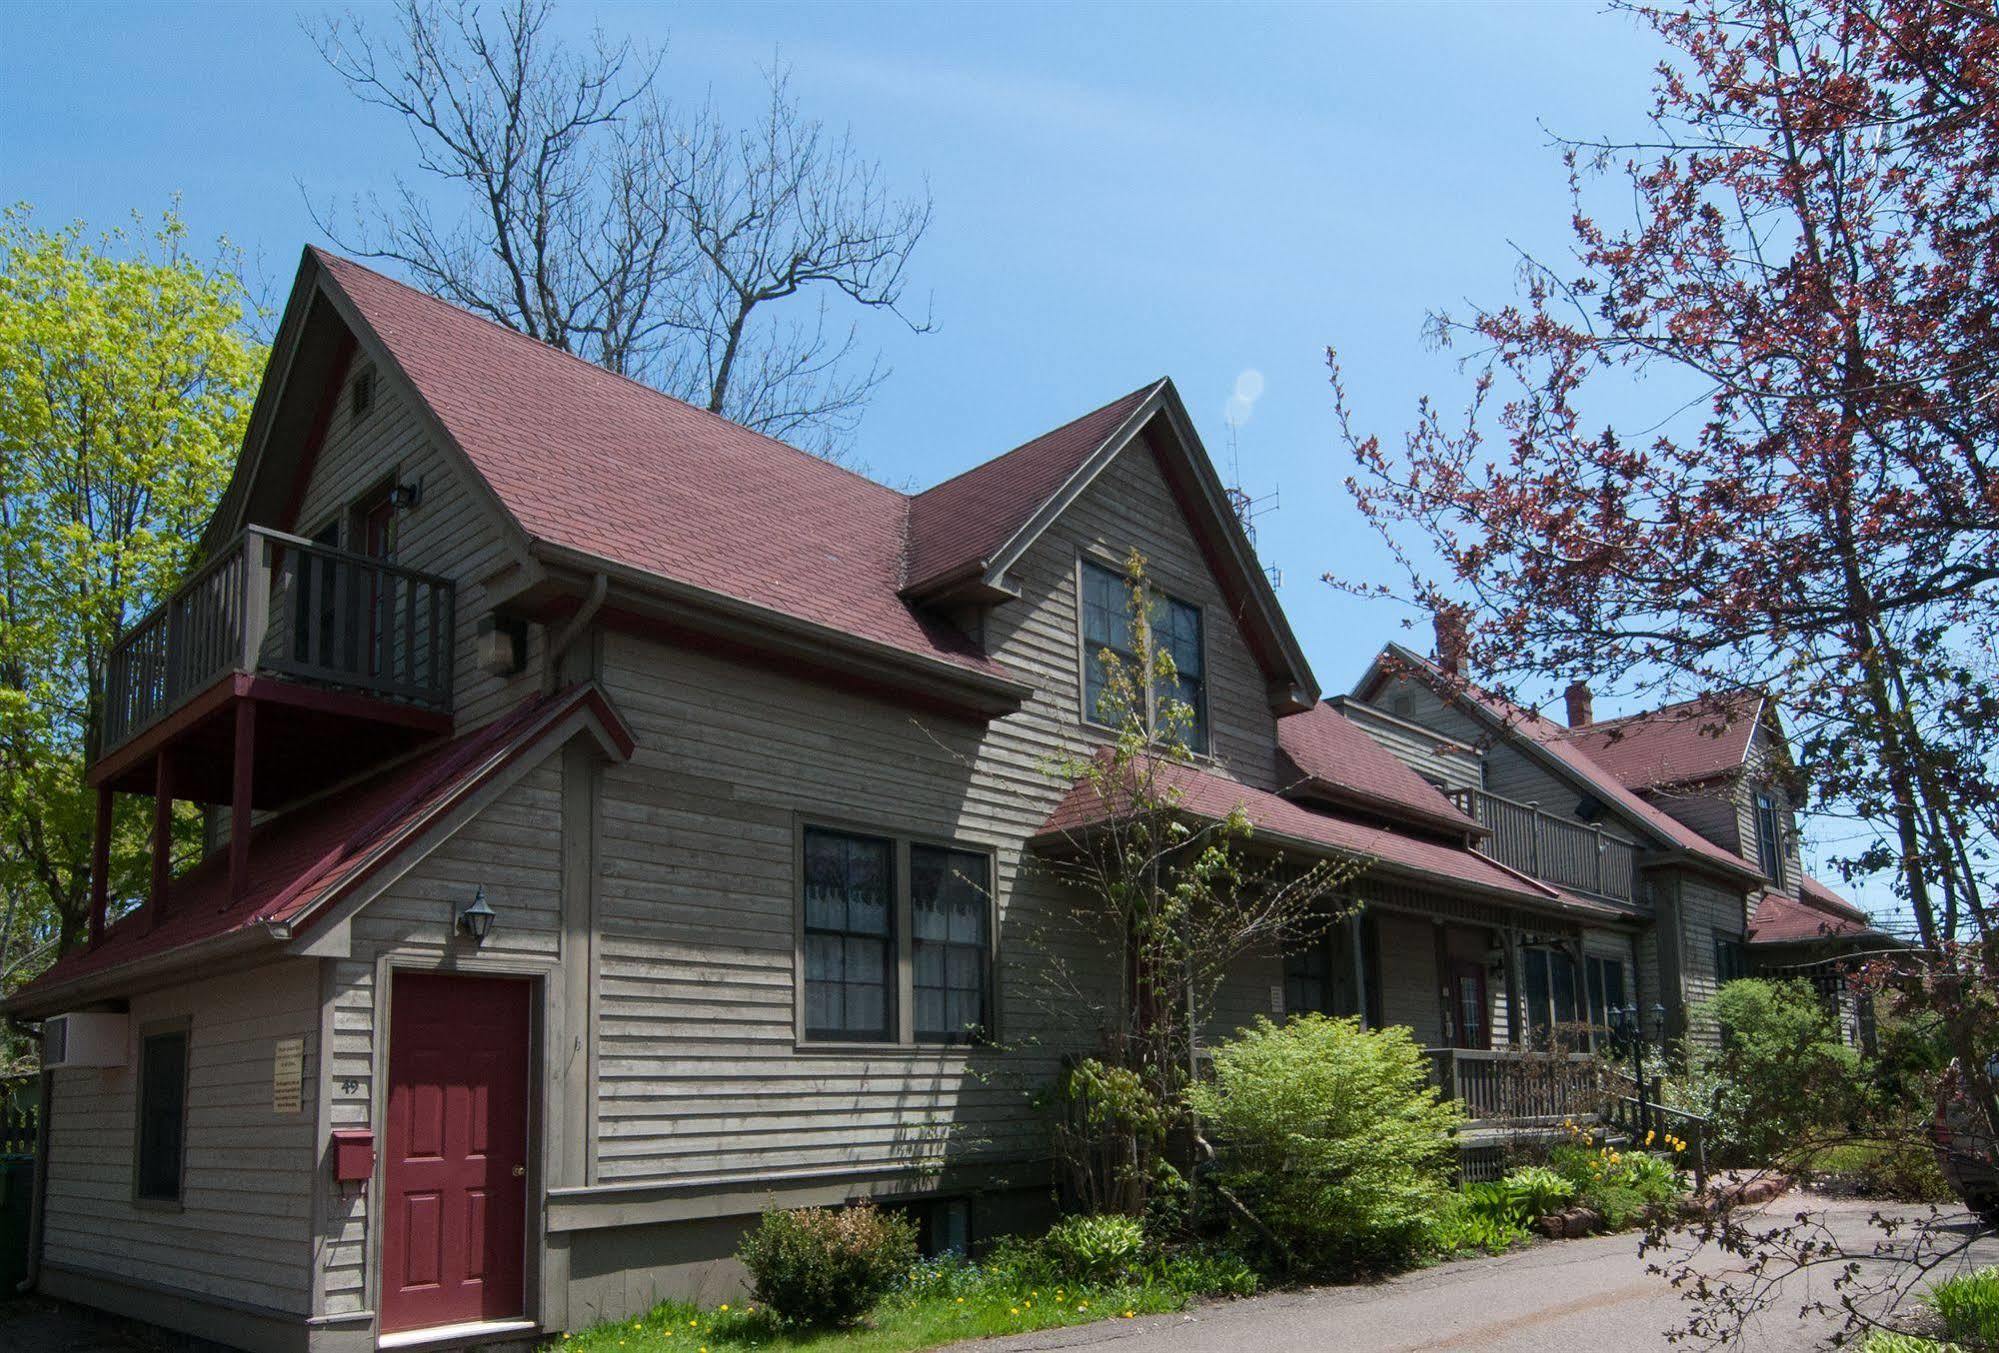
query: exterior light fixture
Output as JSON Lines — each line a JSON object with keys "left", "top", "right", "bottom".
{"left": 456, "top": 886, "right": 496, "bottom": 943}
{"left": 394, "top": 478, "right": 424, "bottom": 511}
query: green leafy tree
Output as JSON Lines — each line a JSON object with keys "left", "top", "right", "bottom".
{"left": 1032, "top": 550, "right": 1364, "bottom": 1213}
{"left": 1694, "top": 978, "right": 1863, "bottom": 1165}
{"left": 0, "top": 203, "right": 264, "bottom": 981}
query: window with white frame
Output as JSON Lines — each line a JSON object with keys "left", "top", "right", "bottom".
{"left": 1079, "top": 559, "right": 1208, "bottom": 753}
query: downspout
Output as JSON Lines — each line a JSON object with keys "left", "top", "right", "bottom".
{"left": 543, "top": 573, "right": 608, "bottom": 694}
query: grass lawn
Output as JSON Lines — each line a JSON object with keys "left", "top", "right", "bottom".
{"left": 552, "top": 1277, "right": 1207, "bottom": 1352}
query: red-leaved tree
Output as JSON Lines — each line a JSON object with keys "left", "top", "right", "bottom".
{"left": 1333, "top": 1, "right": 1999, "bottom": 1337}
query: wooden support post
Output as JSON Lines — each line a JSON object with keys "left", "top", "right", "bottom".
{"left": 89, "top": 786, "right": 112, "bottom": 946}
{"left": 230, "top": 699, "right": 256, "bottom": 900}
{"left": 148, "top": 751, "right": 174, "bottom": 931}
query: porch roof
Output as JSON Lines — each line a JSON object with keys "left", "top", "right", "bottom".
{"left": 1033, "top": 755, "right": 1623, "bottom": 921}
{"left": 3, "top": 686, "right": 634, "bottom": 1017}
{"left": 1749, "top": 875, "right": 1883, "bottom": 945}
{"left": 1277, "top": 700, "right": 1483, "bottom": 837}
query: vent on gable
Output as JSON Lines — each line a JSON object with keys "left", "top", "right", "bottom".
{"left": 351, "top": 367, "right": 377, "bottom": 421}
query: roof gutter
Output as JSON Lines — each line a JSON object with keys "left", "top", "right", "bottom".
{"left": 0, "top": 921, "right": 291, "bottom": 1021}
{"left": 528, "top": 541, "right": 1035, "bottom": 715}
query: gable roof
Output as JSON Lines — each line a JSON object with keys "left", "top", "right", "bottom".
{"left": 1749, "top": 875, "right": 1883, "bottom": 945}
{"left": 1276, "top": 701, "right": 1482, "bottom": 838}
{"left": 904, "top": 382, "right": 1160, "bottom": 595}
{"left": 3, "top": 686, "right": 633, "bottom": 1018}
{"left": 1356, "top": 644, "right": 1766, "bottom": 887}
{"left": 1033, "top": 755, "right": 1619, "bottom": 920}
{"left": 213, "top": 251, "right": 1314, "bottom": 713}
{"left": 1561, "top": 691, "right": 1766, "bottom": 792}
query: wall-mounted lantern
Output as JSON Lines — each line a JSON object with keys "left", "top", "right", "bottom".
{"left": 456, "top": 886, "right": 497, "bottom": 943}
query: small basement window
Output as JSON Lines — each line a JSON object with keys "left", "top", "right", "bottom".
{"left": 136, "top": 1028, "right": 189, "bottom": 1202}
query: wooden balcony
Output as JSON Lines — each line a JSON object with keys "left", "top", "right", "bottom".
{"left": 92, "top": 525, "right": 455, "bottom": 806}
{"left": 1427, "top": 1046, "right": 1602, "bottom": 1127}
{"left": 1448, "top": 786, "right": 1638, "bottom": 902}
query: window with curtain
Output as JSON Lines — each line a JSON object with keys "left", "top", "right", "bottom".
{"left": 803, "top": 829, "right": 895, "bottom": 1040}
{"left": 912, "top": 845, "right": 991, "bottom": 1043}
{"left": 1754, "top": 790, "right": 1786, "bottom": 885}
{"left": 136, "top": 1028, "right": 189, "bottom": 1202}
{"left": 1080, "top": 560, "right": 1208, "bottom": 752}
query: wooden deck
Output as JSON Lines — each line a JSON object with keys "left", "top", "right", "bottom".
{"left": 100, "top": 525, "right": 456, "bottom": 758}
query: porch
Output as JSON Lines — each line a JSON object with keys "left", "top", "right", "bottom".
{"left": 85, "top": 525, "right": 457, "bottom": 938}
{"left": 1424, "top": 1046, "right": 1600, "bottom": 1130}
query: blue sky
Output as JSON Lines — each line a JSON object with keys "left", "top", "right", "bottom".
{"left": 11, "top": 3, "right": 1880, "bottom": 899}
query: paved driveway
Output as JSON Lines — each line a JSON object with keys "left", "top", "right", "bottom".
{"left": 982, "top": 1197, "right": 1999, "bottom": 1353}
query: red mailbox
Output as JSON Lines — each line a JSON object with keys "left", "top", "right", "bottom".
{"left": 331, "top": 1129, "right": 375, "bottom": 1183}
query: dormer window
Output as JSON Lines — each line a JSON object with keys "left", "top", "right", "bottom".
{"left": 1754, "top": 789, "right": 1785, "bottom": 886}
{"left": 1080, "top": 559, "right": 1208, "bottom": 754}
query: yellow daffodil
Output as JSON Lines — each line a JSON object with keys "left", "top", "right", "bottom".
{"left": 1010, "top": 1307, "right": 1020, "bottom": 1316}
{"left": 1124, "top": 1309, "right": 1136, "bottom": 1319}
{"left": 718, "top": 1304, "right": 729, "bottom": 1312}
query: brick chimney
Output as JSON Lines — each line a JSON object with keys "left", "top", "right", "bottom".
{"left": 1433, "top": 606, "right": 1468, "bottom": 676}
{"left": 1565, "top": 680, "right": 1594, "bottom": 728}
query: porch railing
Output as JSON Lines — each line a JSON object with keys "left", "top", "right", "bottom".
{"left": 101, "top": 526, "right": 455, "bottom": 754}
{"left": 1448, "top": 786, "right": 1638, "bottom": 901}
{"left": 1427, "top": 1047, "right": 1602, "bottom": 1123}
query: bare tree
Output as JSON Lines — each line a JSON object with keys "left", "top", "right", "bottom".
{"left": 309, "top": 0, "right": 932, "bottom": 461}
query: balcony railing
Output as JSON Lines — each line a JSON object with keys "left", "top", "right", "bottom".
{"left": 1449, "top": 786, "right": 1638, "bottom": 901}
{"left": 1427, "top": 1047, "right": 1602, "bottom": 1124}
{"left": 101, "top": 526, "right": 455, "bottom": 754}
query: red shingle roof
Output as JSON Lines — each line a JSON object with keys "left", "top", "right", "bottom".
{"left": 318, "top": 251, "right": 1008, "bottom": 680}
{"left": 318, "top": 252, "right": 1173, "bottom": 684}
{"left": 1750, "top": 876, "right": 1878, "bottom": 944}
{"left": 4, "top": 686, "right": 631, "bottom": 1014}
{"left": 1561, "top": 692, "right": 1763, "bottom": 791}
{"left": 903, "top": 383, "right": 1158, "bottom": 594}
{"left": 1034, "top": 755, "right": 1620, "bottom": 918}
{"left": 1276, "top": 701, "right": 1480, "bottom": 836}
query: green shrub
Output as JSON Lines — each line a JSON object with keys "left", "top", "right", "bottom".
{"left": 1040, "top": 1214, "right": 1147, "bottom": 1284}
{"left": 1145, "top": 1247, "right": 1260, "bottom": 1298}
{"left": 1189, "top": 1014, "right": 1465, "bottom": 1274}
{"left": 1500, "top": 1165, "right": 1577, "bottom": 1221}
{"left": 736, "top": 1201, "right": 917, "bottom": 1327}
{"left": 1931, "top": 1268, "right": 1999, "bottom": 1347}
{"left": 1428, "top": 1189, "right": 1531, "bottom": 1255}
{"left": 1693, "top": 978, "right": 1863, "bottom": 1164}
{"left": 1860, "top": 1333, "right": 1956, "bottom": 1352}
{"left": 1548, "top": 1141, "right": 1687, "bottom": 1229}
{"left": 1808, "top": 1138, "right": 1954, "bottom": 1203}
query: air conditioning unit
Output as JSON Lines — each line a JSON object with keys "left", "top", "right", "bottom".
{"left": 44, "top": 1012, "right": 128, "bottom": 1069}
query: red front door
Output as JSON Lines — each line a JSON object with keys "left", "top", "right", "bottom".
{"left": 382, "top": 974, "right": 531, "bottom": 1334}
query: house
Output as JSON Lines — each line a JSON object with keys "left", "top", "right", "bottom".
{"left": 0, "top": 247, "right": 1874, "bottom": 1353}
{"left": 1346, "top": 641, "right": 1887, "bottom": 1047}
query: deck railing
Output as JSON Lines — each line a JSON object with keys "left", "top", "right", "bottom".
{"left": 1449, "top": 786, "right": 1638, "bottom": 901}
{"left": 1426, "top": 1047, "right": 1602, "bottom": 1123}
{"left": 101, "top": 526, "right": 455, "bottom": 754}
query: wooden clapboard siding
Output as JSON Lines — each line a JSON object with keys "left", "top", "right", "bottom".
{"left": 287, "top": 353, "right": 538, "bottom": 732}
{"left": 1646, "top": 783, "right": 1744, "bottom": 859}
{"left": 316, "top": 759, "right": 565, "bottom": 1318}
{"left": 1361, "top": 676, "right": 1641, "bottom": 847}
{"left": 574, "top": 438, "right": 1287, "bottom": 1189}
{"left": 41, "top": 961, "right": 320, "bottom": 1314}
{"left": 1331, "top": 696, "right": 1482, "bottom": 791}
{"left": 1676, "top": 875, "right": 1750, "bottom": 1048}
{"left": 1734, "top": 724, "right": 1803, "bottom": 897}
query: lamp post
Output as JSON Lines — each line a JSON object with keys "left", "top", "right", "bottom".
{"left": 1608, "top": 1002, "right": 1668, "bottom": 1140}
